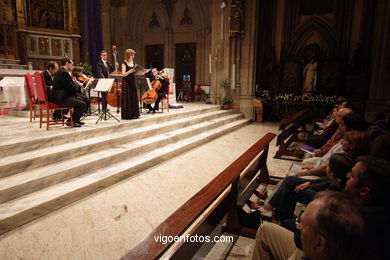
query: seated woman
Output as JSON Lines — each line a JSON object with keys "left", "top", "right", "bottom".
{"left": 240, "top": 153, "right": 354, "bottom": 229}
{"left": 297, "top": 130, "right": 370, "bottom": 178}
{"left": 260, "top": 153, "right": 354, "bottom": 220}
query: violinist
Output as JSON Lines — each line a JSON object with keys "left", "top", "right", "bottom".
{"left": 71, "top": 66, "right": 91, "bottom": 115}
{"left": 146, "top": 68, "right": 169, "bottom": 114}
{"left": 121, "top": 49, "right": 140, "bottom": 120}
{"left": 96, "top": 50, "right": 115, "bottom": 111}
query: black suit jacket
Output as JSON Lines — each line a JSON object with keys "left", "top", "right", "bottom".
{"left": 96, "top": 59, "right": 115, "bottom": 78}
{"left": 52, "top": 67, "right": 79, "bottom": 104}
{"left": 43, "top": 70, "right": 54, "bottom": 87}
{"left": 43, "top": 70, "right": 55, "bottom": 102}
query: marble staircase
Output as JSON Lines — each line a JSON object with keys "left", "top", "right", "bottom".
{"left": 0, "top": 106, "right": 252, "bottom": 235}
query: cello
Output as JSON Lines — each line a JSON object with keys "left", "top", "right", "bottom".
{"left": 142, "top": 78, "right": 162, "bottom": 104}
{"left": 107, "top": 45, "right": 122, "bottom": 108}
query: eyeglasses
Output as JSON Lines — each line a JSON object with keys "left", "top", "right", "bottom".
{"left": 295, "top": 210, "right": 305, "bottom": 230}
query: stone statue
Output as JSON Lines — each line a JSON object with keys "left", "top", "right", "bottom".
{"left": 303, "top": 58, "right": 318, "bottom": 96}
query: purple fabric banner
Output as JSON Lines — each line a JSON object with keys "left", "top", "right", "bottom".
{"left": 86, "top": 0, "right": 104, "bottom": 77}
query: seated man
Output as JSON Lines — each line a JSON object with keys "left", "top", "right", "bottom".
{"left": 43, "top": 61, "right": 59, "bottom": 102}
{"left": 252, "top": 191, "right": 366, "bottom": 260}
{"left": 43, "top": 61, "right": 64, "bottom": 120}
{"left": 52, "top": 58, "right": 87, "bottom": 127}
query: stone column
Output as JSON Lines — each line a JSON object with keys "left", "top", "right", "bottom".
{"left": 366, "top": 0, "right": 390, "bottom": 120}
{"left": 237, "top": 0, "right": 258, "bottom": 118}
{"left": 165, "top": 29, "right": 174, "bottom": 68}
{"left": 210, "top": 0, "right": 230, "bottom": 104}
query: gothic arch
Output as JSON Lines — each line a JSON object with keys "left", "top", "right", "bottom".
{"left": 288, "top": 17, "right": 337, "bottom": 59}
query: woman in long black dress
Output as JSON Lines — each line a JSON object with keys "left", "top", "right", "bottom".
{"left": 121, "top": 48, "right": 140, "bottom": 119}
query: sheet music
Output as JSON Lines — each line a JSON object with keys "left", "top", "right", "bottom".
{"left": 146, "top": 78, "right": 152, "bottom": 90}
{"left": 93, "top": 78, "right": 115, "bottom": 92}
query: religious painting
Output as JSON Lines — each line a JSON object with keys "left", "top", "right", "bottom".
{"left": 38, "top": 37, "right": 49, "bottom": 55}
{"left": 51, "top": 39, "right": 62, "bottom": 56}
{"left": 25, "top": 0, "right": 67, "bottom": 30}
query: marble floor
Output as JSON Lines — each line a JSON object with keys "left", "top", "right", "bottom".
{"left": 0, "top": 104, "right": 290, "bottom": 260}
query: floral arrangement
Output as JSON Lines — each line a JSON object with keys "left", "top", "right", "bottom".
{"left": 273, "top": 94, "right": 338, "bottom": 121}
{"left": 274, "top": 94, "right": 337, "bottom": 104}
{"left": 75, "top": 61, "right": 93, "bottom": 77}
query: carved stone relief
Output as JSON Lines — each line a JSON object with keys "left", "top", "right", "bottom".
{"left": 149, "top": 11, "right": 160, "bottom": 28}
{"left": 27, "top": 34, "right": 73, "bottom": 58}
{"left": 180, "top": 7, "right": 192, "bottom": 25}
{"left": 38, "top": 37, "right": 49, "bottom": 55}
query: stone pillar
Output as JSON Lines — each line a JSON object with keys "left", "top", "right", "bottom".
{"left": 366, "top": 0, "right": 390, "bottom": 121}
{"left": 210, "top": 0, "right": 230, "bottom": 104}
{"left": 101, "top": 0, "right": 111, "bottom": 52}
{"left": 165, "top": 29, "right": 174, "bottom": 68}
{"left": 238, "top": 0, "right": 258, "bottom": 118}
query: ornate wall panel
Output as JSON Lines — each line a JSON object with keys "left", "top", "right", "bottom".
{"left": 27, "top": 34, "right": 73, "bottom": 59}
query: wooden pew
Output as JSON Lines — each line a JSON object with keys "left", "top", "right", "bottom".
{"left": 121, "top": 133, "right": 277, "bottom": 260}
{"left": 274, "top": 109, "right": 310, "bottom": 160}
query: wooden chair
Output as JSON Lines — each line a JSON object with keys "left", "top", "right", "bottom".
{"left": 193, "top": 84, "right": 204, "bottom": 102}
{"left": 157, "top": 77, "right": 170, "bottom": 113}
{"left": 24, "top": 73, "right": 39, "bottom": 122}
{"left": 33, "top": 72, "right": 74, "bottom": 130}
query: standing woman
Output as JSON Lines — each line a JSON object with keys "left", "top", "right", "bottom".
{"left": 121, "top": 49, "right": 140, "bottom": 119}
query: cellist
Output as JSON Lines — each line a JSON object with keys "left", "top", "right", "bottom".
{"left": 145, "top": 68, "right": 169, "bottom": 114}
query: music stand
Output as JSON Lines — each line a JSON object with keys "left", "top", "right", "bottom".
{"left": 86, "top": 78, "right": 99, "bottom": 116}
{"left": 93, "top": 78, "right": 120, "bottom": 124}
{"left": 135, "top": 74, "right": 151, "bottom": 113}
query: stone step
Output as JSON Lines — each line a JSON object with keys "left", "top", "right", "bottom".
{"left": 0, "top": 113, "right": 242, "bottom": 203}
{"left": 0, "top": 59, "right": 22, "bottom": 65}
{"left": 0, "top": 64, "right": 29, "bottom": 70}
{"left": 0, "top": 109, "right": 232, "bottom": 178}
{"left": 0, "top": 105, "right": 221, "bottom": 156}
{"left": 0, "top": 118, "right": 252, "bottom": 235}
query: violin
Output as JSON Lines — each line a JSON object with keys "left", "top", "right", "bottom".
{"left": 77, "top": 74, "right": 94, "bottom": 90}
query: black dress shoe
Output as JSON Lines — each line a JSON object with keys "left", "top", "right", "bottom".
{"left": 67, "top": 122, "right": 82, "bottom": 127}
{"left": 76, "top": 121, "right": 85, "bottom": 125}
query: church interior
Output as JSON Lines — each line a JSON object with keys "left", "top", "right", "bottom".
{"left": 0, "top": 0, "right": 389, "bottom": 259}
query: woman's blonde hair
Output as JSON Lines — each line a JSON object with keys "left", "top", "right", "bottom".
{"left": 124, "top": 49, "right": 136, "bottom": 60}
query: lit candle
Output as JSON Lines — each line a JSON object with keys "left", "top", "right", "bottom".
{"left": 209, "top": 54, "right": 212, "bottom": 74}
{"left": 232, "top": 64, "right": 236, "bottom": 90}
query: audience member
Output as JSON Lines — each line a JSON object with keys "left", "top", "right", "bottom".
{"left": 252, "top": 191, "right": 366, "bottom": 260}
{"left": 257, "top": 153, "right": 354, "bottom": 221}
{"left": 297, "top": 130, "right": 370, "bottom": 177}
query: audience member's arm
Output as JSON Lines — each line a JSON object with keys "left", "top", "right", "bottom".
{"left": 296, "top": 165, "right": 327, "bottom": 177}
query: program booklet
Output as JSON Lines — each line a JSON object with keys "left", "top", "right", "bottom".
{"left": 288, "top": 163, "right": 303, "bottom": 175}
{"left": 300, "top": 144, "right": 316, "bottom": 154}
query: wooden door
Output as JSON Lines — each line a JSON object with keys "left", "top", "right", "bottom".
{"left": 175, "top": 43, "right": 196, "bottom": 101}
{"left": 145, "top": 44, "right": 164, "bottom": 70}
